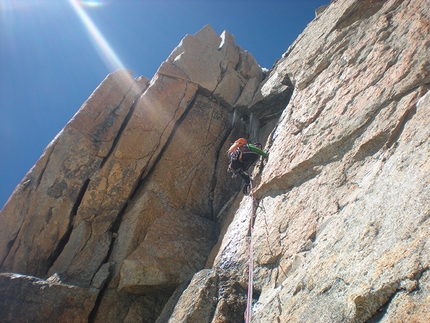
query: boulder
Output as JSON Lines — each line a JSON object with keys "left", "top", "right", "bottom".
{"left": 167, "top": 270, "right": 218, "bottom": 323}
{"left": 118, "top": 212, "right": 216, "bottom": 294}
{"left": 0, "top": 273, "right": 98, "bottom": 323}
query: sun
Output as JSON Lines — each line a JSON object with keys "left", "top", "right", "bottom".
{"left": 80, "top": 0, "right": 105, "bottom": 8}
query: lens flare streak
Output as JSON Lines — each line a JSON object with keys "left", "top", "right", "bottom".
{"left": 80, "top": 0, "right": 104, "bottom": 8}
{"left": 68, "top": 0, "right": 124, "bottom": 70}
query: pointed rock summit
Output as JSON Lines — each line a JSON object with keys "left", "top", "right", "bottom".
{"left": 1, "top": 1, "right": 430, "bottom": 322}
{"left": 0, "top": 24, "right": 289, "bottom": 322}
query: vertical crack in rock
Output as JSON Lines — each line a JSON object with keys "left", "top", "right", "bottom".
{"left": 46, "top": 179, "right": 90, "bottom": 274}
{"left": 414, "top": 267, "right": 430, "bottom": 290}
{"left": 209, "top": 125, "right": 235, "bottom": 220}
{"left": 86, "top": 202, "right": 128, "bottom": 323}
{"left": 154, "top": 281, "right": 190, "bottom": 323}
{"left": 87, "top": 90, "right": 199, "bottom": 318}
{"left": 87, "top": 294, "right": 102, "bottom": 323}
{"left": 34, "top": 140, "right": 57, "bottom": 190}
{"left": 364, "top": 301, "right": 391, "bottom": 323}
{"left": 129, "top": 90, "right": 199, "bottom": 201}
{"left": 99, "top": 83, "right": 146, "bottom": 169}
{"left": 88, "top": 91, "right": 200, "bottom": 321}
{"left": 86, "top": 202, "right": 132, "bottom": 323}
{"left": 363, "top": 267, "right": 428, "bottom": 323}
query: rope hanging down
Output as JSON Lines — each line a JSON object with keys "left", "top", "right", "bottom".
{"left": 245, "top": 179, "right": 256, "bottom": 323}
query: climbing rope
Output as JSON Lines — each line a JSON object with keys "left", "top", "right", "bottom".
{"left": 245, "top": 179, "right": 255, "bottom": 323}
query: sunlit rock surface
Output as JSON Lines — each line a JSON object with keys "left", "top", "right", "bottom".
{"left": 1, "top": 0, "right": 429, "bottom": 322}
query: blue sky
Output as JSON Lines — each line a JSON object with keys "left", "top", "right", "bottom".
{"left": 0, "top": 0, "right": 328, "bottom": 207}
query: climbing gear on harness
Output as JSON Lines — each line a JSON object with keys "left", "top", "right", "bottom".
{"left": 230, "top": 148, "right": 243, "bottom": 162}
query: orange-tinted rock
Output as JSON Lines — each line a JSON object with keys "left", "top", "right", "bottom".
{"left": 47, "top": 74, "right": 199, "bottom": 286}
{"left": 0, "top": 70, "right": 146, "bottom": 276}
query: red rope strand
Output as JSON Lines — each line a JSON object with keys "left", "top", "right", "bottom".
{"left": 245, "top": 180, "right": 255, "bottom": 323}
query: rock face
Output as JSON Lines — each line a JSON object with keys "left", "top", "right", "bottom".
{"left": 0, "top": 273, "right": 98, "bottom": 323}
{"left": 0, "top": 25, "right": 280, "bottom": 322}
{"left": 1, "top": 0, "right": 429, "bottom": 322}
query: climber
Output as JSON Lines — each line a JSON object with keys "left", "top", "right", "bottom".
{"left": 227, "top": 138, "right": 268, "bottom": 195}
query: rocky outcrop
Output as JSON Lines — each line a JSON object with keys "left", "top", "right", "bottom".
{"left": 1, "top": 0, "right": 429, "bottom": 322}
{"left": 0, "top": 25, "right": 288, "bottom": 322}
{"left": 0, "top": 273, "right": 98, "bottom": 323}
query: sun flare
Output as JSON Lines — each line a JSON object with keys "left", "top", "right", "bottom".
{"left": 68, "top": 0, "right": 124, "bottom": 71}
{"left": 80, "top": 0, "right": 104, "bottom": 8}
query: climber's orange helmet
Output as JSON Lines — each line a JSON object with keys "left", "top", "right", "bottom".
{"left": 228, "top": 138, "right": 247, "bottom": 155}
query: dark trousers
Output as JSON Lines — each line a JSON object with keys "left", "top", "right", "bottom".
{"left": 230, "top": 152, "right": 259, "bottom": 185}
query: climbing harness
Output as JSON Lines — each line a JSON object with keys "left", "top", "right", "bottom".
{"left": 245, "top": 179, "right": 256, "bottom": 323}
{"left": 230, "top": 148, "right": 243, "bottom": 162}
